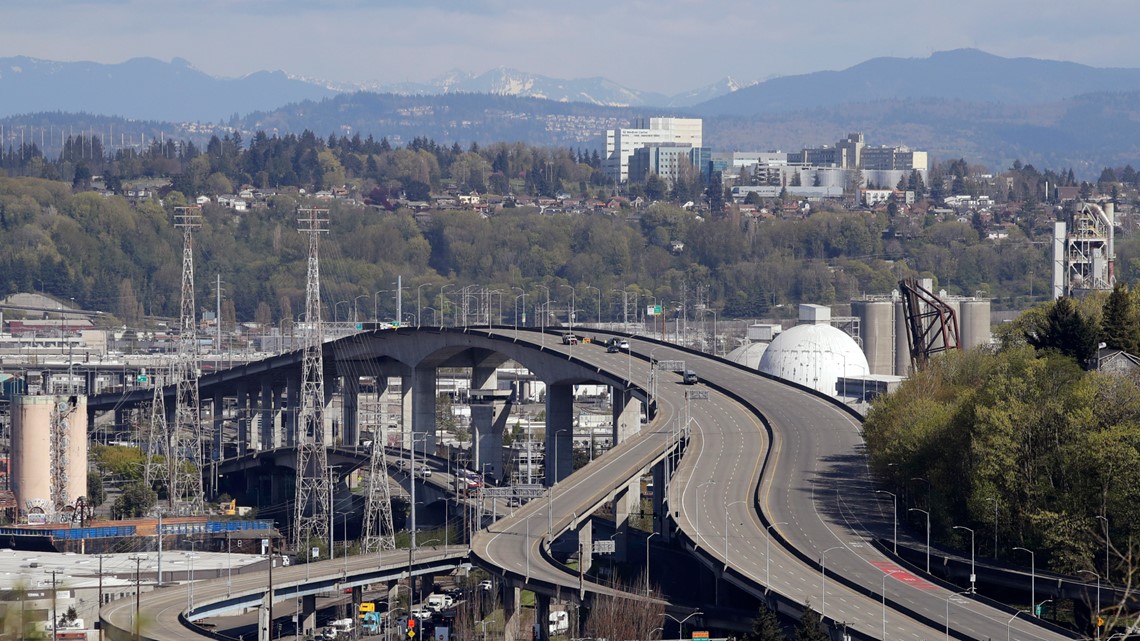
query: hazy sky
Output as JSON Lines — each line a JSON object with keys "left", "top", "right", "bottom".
{"left": 4, "top": 0, "right": 1138, "bottom": 94}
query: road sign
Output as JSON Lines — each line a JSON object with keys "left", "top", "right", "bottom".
{"left": 692, "top": 632, "right": 710, "bottom": 640}
{"left": 359, "top": 602, "right": 375, "bottom": 613}
{"left": 686, "top": 390, "right": 710, "bottom": 400}
{"left": 136, "top": 374, "right": 148, "bottom": 383}
{"left": 657, "top": 360, "right": 685, "bottom": 372}
{"left": 592, "top": 540, "right": 616, "bottom": 554}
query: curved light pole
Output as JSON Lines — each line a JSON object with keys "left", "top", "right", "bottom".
{"left": 766, "top": 521, "right": 787, "bottom": 589}
{"left": 584, "top": 285, "right": 600, "bottom": 324}
{"left": 353, "top": 294, "right": 369, "bottom": 324}
{"left": 663, "top": 610, "right": 702, "bottom": 639}
{"left": 560, "top": 284, "right": 576, "bottom": 334}
{"left": 1097, "top": 514, "right": 1110, "bottom": 583}
{"left": 821, "top": 546, "right": 843, "bottom": 620}
{"left": 373, "top": 290, "right": 387, "bottom": 323}
{"left": 883, "top": 569, "right": 902, "bottom": 640}
{"left": 334, "top": 300, "right": 349, "bottom": 324}
{"left": 876, "top": 490, "right": 898, "bottom": 554}
{"left": 909, "top": 507, "right": 930, "bottom": 573}
{"left": 438, "top": 283, "right": 454, "bottom": 327}
{"left": 416, "top": 283, "right": 431, "bottom": 328}
{"left": 986, "top": 497, "right": 999, "bottom": 559}
{"left": 1006, "top": 610, "right": 1021, "bottom": 641}
{"left": 945, "top": 590, "right": 970, "bottom": 641}
{"left": 952, "top": 525, "right": 976, "bottom": 593}
{"left": 646, "top": 531, "right": 659, "bottom": 597}
{"left": 1013, "top": 546, "right": 1035, "bottom": 617}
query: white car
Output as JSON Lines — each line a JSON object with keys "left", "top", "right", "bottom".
{"left": 478, "top": 579, "right": 493, "bottom": 591}
{"left": 415, "top": 465, "right": 432, "bottom": 478}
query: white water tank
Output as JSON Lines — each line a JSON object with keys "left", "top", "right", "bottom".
{"left": 12, "top": 395, "right": 88, "bottom": 520}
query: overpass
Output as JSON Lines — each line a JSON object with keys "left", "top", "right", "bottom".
{"left": 99, "top": 327, "right": 1080, "bottom": 641}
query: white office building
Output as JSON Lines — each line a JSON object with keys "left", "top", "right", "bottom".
{"left": 604, "top": 117, "right": 702, "bottom": 183}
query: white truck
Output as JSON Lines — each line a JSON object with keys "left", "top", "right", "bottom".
{"left": 548, "top": 610, "right": 569, "bottom": 635}
{"left": 426, "top": 593, "right": 454, "bottom": 612}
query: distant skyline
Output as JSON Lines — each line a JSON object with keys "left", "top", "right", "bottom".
{"left": 4, "top": 1, "right": 1140, "bottom": 94}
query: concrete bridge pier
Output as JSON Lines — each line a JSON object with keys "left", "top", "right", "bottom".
{"left": 612, "top": 481, "right": 641, "bottom": 563}
{"left": 236, "top": 383, "right": 249, "bottom": 457}
{"left": 578, "top": 518, "right": 594, "bottom": 578}
{"left": 342, "top": 375, "right": 361, "bottom": 447}
{"left": 502, "top": 583, "right": 523, "bottom": 641}
{"left": 258, "top": 379, "right": 274, "bottom": 451}
{"left": 412, "top": 366, "right": 438, "bottom": 450}
{"left": 611, "top": 388, "right": 642, "bottom": 444}
{"left": 652, "top": 461, "right": 668, "bottom": 541}
{"left": 471, "top": 389, "right": 512, "bottom": 482}
{"left": 285, "top": 376, "right": 299, "bottom": 447}
{"left": 545, "top": 384, "right": 574, "bottom": 486}
{"left": 299, "top": 593, "right": 317, "bottom": 636}
{"left": 534, "top": 593, "right": 551, "bottom": 641}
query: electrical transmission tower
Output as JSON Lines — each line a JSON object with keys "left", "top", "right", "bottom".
{"left": 144, "top": 370, "right": 168, "bottom": 496}
{"left": 293, "top": 208, "right": 332, "bottom": 551}
{"left": 170, "top": 206, "right": 205, "bottom": 513}
{"left": 362, "top": 395, "right": 396, "bottom": 551}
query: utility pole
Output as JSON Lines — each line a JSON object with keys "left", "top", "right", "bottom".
{"left": 293, "top": 208, "right": 332, "bottom": 551}
{"left": 171, "top": 206, "right": 204, "bottom": 512}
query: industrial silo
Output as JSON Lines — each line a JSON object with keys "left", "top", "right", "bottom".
{"left": 959, "top": 299, "right": 992, "bottom": 349}
{"left": 894, "top": 299, "right": 910, "bottom": 376}
{"left": 11, "top": 394, "right": 88, "bottom": 521}
{"left": 852, "top": 300, "right": 895, "bottom": 376}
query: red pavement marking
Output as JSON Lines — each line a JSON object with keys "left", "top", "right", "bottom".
{"left": 872, "top": 560, "right": 938, "bottom": 590}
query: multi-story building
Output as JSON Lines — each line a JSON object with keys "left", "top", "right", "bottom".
{"left": 604, "top": 117, "right": 702, "bottom": 183}
{"left": 629, "top": 144, "right": 710, "bottom": 187}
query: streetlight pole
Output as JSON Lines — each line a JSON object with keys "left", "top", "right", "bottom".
{"left": 945, "top": 590, "right": 969, "bottom": 641}
{"left": 353, "top": 294, "right": 368, "bottom": 324}
{"left": 882, "top": 569, "right": 901, "bottom": 640}
{"left": 952, "top": 525, "right": 976, "bottom": 593}
{"left": 664, "top": 610, "right": 702, "bottom": 640}
{"left": 766, "top": 522, "right": 787, "bottom": 589}
{"left": 909, "top": 508, "right": 930, "bottom": 573}
{"left": 417, "top": 283, "right": 430, "bottom": 328}
{"left": 1006, "top": 611, "right": 1021, "bottom": 641}
{"left": 1013, "top": 546, "right": 1035, "bottom": 617}
{"left": 987, "top": 497, "right": 999, "bottom": 559}
{"left": 549, "top": 428, "right": 568, "bottom": 537}
{"left": 646, "top": 531, "right": 659, "bottom": 597}
{"left": 821, "top": 546, "right": 843, "bottom": 620}
{"left": 1097, "top": 514, "right": 1110, "bottom": 583}
{"left": 876, "top": 490, "right": 898, "bottom": 554}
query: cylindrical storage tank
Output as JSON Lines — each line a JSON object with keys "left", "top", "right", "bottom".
{"left": 894, "top": 300, "right": 910, "bottom": 376}
{"left": 67, "top": 396, "right": 88, "bottom": 506}
{"left": 959, "top": 299, "right": 992, "bottom": 350}
{"left": 12, "top": 395, "right": 54, "bottom": 518}
{"left": 853, "top": 300, "right": 894, "bottom": 376}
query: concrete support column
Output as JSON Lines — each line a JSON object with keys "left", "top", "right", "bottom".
{"left": 285, "top": 376, "right": 300, "bottom": 448}
{"left": 259, "top": 379, "right": 273, "bottom": 451}
{"left": 400, "top": 375, "right": 414, "bottom": 450}
{"left": 502, "top": 584, "right": 522, "bottom": 641}
{"left": 343, "top": 375, "right": 361, "bottom": 447}
{"left": 578, "top": 517, "right": 594, "bottom": 576}
{"left": 611, "top": 387, "right": 642, "bottom": 445}
{"left": 236, "top": 383, "right": 249, "bottom": 457}
{"left": 545, "top": 383, "right": 574, "bottom": 486}
{"left": 300, "top": 593, "right": 317, "bottom": 636}
{"left": 535, "top": 594, "right": 551, "bottom": 641}
{"left": 212, "top": 390, "right": 225, "bottom": 461}
{"left": 652, "top": 461, "right": 668, "bottom": 541}
{"left": 351, "top": 585, "right": 363, "bottom": 627}
{"left": 258, "top": 591, "right": 271, "bottom": 641}
{"left": 471, "top": 392, "right": 511, "bottom": 482}
{"left": 612, "top": 480, "right": 641, "bottom": 563}
{"left": 412, "top": 366, "right": 437, "bottom": 450}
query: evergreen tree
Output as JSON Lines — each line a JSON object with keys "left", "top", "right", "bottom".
{"left": 792, "top": 606, "right": 827, "bottom": 641}
{"left": 744, "top": 600, "right": 784, "bottom": 641}
{"left": 1101, "top": 283, "right": 1140, "bottom": 355}
{"left": 1024, "top": 297, "right": 1100, "bottom": 366}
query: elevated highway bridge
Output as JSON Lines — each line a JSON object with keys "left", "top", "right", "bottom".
{"left": 97, "top": 327, "right": 1080, "bottom": 641}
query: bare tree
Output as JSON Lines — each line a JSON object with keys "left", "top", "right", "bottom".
{"left": 583, "top": 571, "right": 665, "bottom": 641}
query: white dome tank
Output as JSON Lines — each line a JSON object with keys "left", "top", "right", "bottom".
{"left": 758, "top": 323, "right": 869, "bottom": 396}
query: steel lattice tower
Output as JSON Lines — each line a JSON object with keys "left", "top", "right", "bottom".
{"left": 171, "top": 206, "right": 205, "bottom": 513}
{"left": 361, "top": 397, "right": 396, "bottom": 551}
{"left": 144, "top": 370, "right": 168, "bottom": 496}
{"left": 294, "top": 208, "right": 332, "bottom": 551}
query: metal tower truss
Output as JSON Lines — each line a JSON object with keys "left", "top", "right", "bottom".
{"left": 294, "top": 208, "right": 332, "bottom": 551}
{"left": 361, "top": 406, "right": 397, "bottom": 551}
{"left": 49, "top": 396, "right": 77, "bottom": 515}
{"left": 899, "top": 278, "right": 960, "bottom": 371}
{"left": 144, "top": 370, "right": 169, "bottom": 494}
{"left": 171, "top": 206, "right": 205, "bottom": 513}
{"left": 1064, "top": 202, "right": 1115, "bottom": 295}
